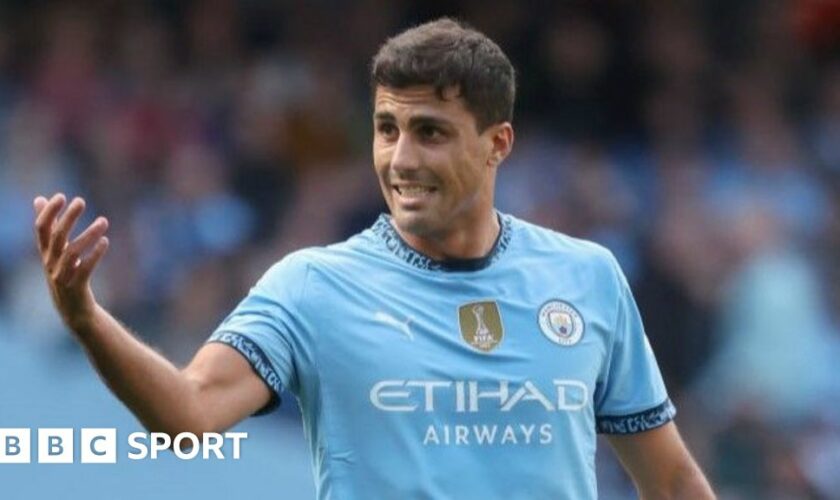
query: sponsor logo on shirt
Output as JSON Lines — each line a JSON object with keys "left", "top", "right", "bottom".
{"left": 369, "top": 379, "right": 588, "bottom": 413}
{"left": 369, "top": 379, "right": 588, "bottom": 447}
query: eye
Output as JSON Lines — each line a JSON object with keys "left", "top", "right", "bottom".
{"left": 418, "top": 124, "right": 444, "bottom": 141}
{"left": 377, "top": 122, "right": 398, "bottom": 140}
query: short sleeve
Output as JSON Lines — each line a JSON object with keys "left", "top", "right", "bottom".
{"left": 594, "top": 255, "right": 676, "bottom": 434}
{"left": 206, "top": 253, "right": 311, "bottom": 414}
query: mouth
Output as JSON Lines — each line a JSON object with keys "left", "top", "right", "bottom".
{"left": 392, "top": 184, "right": 438, "bottom": 200}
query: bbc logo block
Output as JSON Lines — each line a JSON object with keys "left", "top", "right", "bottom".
{"left": 80, "top": 428, "right": 116, "bottom": 464}
{"left": 38, "top": 428, "right": 73, "bottom": 463}
{"left": 0, "top": 428, "right": 117, "bottom": 463}
{"left": 0, "top": 429, "right": 30, "bottom": 463}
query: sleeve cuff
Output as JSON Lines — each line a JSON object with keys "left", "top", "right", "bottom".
{"left": 207, "top": 331, "right": 284, "bottom": 415}
{"left": 596, "top": 398, "right": 676, "bottom": 434}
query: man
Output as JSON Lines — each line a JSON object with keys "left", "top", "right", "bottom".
{"left": 33, "top": 18, "right": 714, "bottom": 500}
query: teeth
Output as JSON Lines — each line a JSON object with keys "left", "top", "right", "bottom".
{"left": 398, "top": 186, "right": 433, "bottom": 195}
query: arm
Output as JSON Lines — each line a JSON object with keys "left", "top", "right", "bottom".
{"left": 607, "top": 421, "right": 715, "bottom": 500}
{"left": 33, "top": 193, "right": 271, "bottom": 437}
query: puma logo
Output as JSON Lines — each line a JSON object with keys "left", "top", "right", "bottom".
{"left": 373, "top": 311, "right": 414, "bottom": 341}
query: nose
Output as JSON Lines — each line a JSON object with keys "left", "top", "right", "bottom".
{"left": 390, "top": 132, "right": 421, "bottom": 173}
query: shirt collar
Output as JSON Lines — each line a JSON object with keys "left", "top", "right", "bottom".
{"left": 371, "top": 212, "right": 512, "bottom": 272}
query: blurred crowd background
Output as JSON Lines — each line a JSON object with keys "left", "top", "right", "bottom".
{"left": 1, "top": 0, "right": 839, "bottom": 498}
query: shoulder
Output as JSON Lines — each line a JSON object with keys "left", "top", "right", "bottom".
{"left": 259, "top": 231, "right": 380, "bottom": 288}
{"left": 507, "top": 214, "right": 621, "bottom": 276}
{"left": 260, "top": 249, "right": 315, "bottom": 285}
{"left": 505, "top": 214, "right": 627, "bottom": 304}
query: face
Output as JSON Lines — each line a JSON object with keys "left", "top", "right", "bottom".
{"left": 373, "top": 85, "right": 511, "bottom": 239}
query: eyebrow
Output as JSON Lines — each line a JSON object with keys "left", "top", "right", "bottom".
{"left": 373, "top": 112, "right": 454, "bottom": 129}
{"left": 373, "top": 111, "right": 396, "bottom": 122}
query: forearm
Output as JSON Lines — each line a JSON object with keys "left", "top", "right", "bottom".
{"left": 32, "top": 195, "right": 215, "bottom": 437}
{"left": 73, "top": 304, "right": 207, "bottom": 436}
{"left": 610, "top": 423, "right": 715, "bottom": 500}
{"left": 637, "top": 460, "right": 715, "bottom": 500}
{"left": 666, "top": 462, "right": 715, "bottom": 500}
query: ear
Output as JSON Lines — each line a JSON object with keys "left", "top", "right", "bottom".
{"left": 485, "top": 122, "right": 514, "bottom": 168}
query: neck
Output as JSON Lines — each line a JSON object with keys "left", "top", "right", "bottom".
{"left": 393, "top": 209, "right": 501, "bottom": 261}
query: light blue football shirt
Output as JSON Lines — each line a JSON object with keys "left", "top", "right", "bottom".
{"left": 208, "top": 213, "right": 675, "bottom": 499}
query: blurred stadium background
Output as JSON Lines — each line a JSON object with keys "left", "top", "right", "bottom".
{"left": 1, "top": 0, "right": 839, "bottom": 498}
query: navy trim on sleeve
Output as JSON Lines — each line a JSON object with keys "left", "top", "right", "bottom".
{"left": 207, "top": 331, "right": 283, "bottom": 415}
{"left": 596, "top": 399, "right": 676, "bottom": 434}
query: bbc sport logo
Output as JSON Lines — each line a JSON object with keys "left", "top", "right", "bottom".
{"left": 0, "top": 428, "right": 247, "bottom": 463}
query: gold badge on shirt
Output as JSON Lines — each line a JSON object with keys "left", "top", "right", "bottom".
{"left": 458, "top": 301, "right": 504, "bottom": 353}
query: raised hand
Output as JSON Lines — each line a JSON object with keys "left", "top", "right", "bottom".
{"left": 33, "top": 193, "right": 110, "bottom": 333}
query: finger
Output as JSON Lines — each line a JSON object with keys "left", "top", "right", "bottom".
{"left": 48, "top": 197, "right": 86, "bottom": 266}
{"left": 34, "top": 193, "right": 66, "bottom": 254}
{"left": 33, "top": 196, "right": 48, "bottom": 215}
{"left": 72, "top": 236, "right": 109, "bottom": 286}
{"left": 55, "top": 217, "right": 109, "bottom": 285}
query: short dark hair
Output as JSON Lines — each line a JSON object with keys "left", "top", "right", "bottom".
{"left": 371, "top": 18, "right": 516, "bottom": 132}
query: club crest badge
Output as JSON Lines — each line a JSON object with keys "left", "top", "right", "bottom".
{"left": 458, "top": 301, "right": 504, "bottom": 353}
{"left": 538, "top": 300, "right": 584, "bottom": 346}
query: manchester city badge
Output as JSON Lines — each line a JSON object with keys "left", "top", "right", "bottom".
{"left": 538, "top": 300, "right": 584, "bottom": 346}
